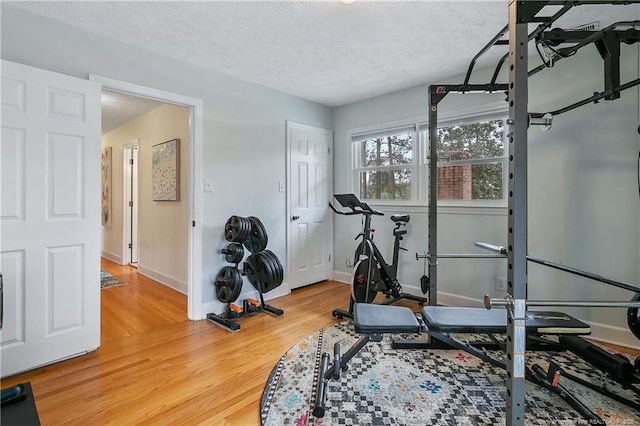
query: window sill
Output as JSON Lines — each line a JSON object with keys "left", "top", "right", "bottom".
{"left": 366, "top": 202, "right": 508, "bottom": 216}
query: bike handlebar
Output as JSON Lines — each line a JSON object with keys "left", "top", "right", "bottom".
{"left": 328, "top": 201, "right": 384, "bottom": 216}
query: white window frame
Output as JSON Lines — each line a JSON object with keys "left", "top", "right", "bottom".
{"left": 350, "top": 117, "right": 423, "bottom": 207}
{"left": 349, "top": 101, "right": 508, "bottom": 210}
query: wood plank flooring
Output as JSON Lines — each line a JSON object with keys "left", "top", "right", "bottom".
{"left": 3, "top": 258, "right": 380, "bottom": 425}
{"left": 3, "top": 258, "right": 639, "bottom": 425}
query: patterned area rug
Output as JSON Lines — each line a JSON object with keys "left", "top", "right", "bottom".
{"left": 261, "top": 321, "right": 640, "bottom": 425}
{"left": 100, "top": 270, "right": 125, "bottom": 289}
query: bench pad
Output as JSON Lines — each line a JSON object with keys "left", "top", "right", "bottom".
{"left": 354, "top": 303, "right": 420, "bottom": 334}
{"left": 422, "top": 307, "right": 591, "bottom": 335}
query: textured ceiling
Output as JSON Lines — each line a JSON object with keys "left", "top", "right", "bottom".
{"left": 8, "top": 1, "right": 638, "bottom": 112}
{"left": 101, "top": 91, "right": 165, "bottom": 134}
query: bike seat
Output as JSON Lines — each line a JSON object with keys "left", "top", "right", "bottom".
{"left": 390, "top": 214, "right": 410, "bottom": 223}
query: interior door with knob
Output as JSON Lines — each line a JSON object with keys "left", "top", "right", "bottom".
{"left": 287, "top": 121, "right": 333, "bottom": 289}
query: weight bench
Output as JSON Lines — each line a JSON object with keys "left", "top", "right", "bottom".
{"left": 312, "top": 303, "right": 634, "bottom": 423}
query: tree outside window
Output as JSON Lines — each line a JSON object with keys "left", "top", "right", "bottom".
{"left": 436, "top": 119, "right": 505, "bottom": 200}
{"left": 358, "top": 132, "right": 413, "bottom": 201}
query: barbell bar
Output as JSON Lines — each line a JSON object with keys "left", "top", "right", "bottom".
{"left": 484, "top": 294, "right": 640, "bottom": 310}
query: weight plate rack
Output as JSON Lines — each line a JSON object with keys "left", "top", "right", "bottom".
{"left": 207, "top": 215, "right": 284, "bottom": 332}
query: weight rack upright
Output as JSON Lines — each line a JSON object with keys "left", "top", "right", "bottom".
{"left": 425, "top": 2, "right": 640, "bottom": 424}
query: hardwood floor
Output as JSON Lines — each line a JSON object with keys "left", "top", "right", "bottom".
{"left": 3, "top": 259, "right": 380, "bottom": 425}
{"left": 100, "top": 259, "right": 187, "bottom": 344}
{"left": 3, "top": 259, "right": 638, "bottom": 424}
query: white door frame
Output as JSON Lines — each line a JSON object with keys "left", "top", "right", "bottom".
{"left": 90, "top": 75, "right": 204, "bottom": 320}
{"left": 122, "top": 140, "right": 139, "bottom": 265}
{"left": 286, "top": 120, "right": 334, "bottom": 289}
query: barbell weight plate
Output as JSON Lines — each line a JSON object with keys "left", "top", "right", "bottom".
{"left": 221, "top": 243, "right": 245, "bottom": 264}
{"left": 257, "top": 251, "right": 278, "bottom": 293}
{"left": 239, "top": 217, "right": 251, "bottom": 242}
{"left": 261, "top": 250, "right": 284, "bottom": 292}
{"left": 214, "top": 266, "right": 243, "bottom": 303}
{"left": 627, "top": 292, "right": 640, "bottom": 340}
{"left": 244, "top": 216, "right": 268, "bottom": 254}
{"left": 351, "top": 257, "right": 379, "bottom": 303}
{"left": 224, "top": 216, "right": 248, "bottom": 242}
{"left": 245, "top": 254, "right": 269, "bottom": 293}
{"left": 261, "top": 249, "right": 283, "bottom": 290}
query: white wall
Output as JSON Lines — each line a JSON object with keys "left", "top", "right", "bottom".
{"left": 332, "top": 44, "right": 640, "bottom": 347}
{"left": 1, "top": 5, "right": 333, "bottom": 315}
{"left": 102, "top": 104, "right": 191, "bottom": 294}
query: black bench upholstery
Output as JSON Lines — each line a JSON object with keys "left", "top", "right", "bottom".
{"left": 422, "top": 307, "right": 591, "bottom": 335}
{"left": 354, "top": 303, "right": 420, "bottom": 334}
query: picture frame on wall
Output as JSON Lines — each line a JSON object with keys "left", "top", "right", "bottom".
{"left": 101, "top": 146, "right": 112, "bottom": 226}
{"left": 152, "top": 138, "right": 180, "bottom": 201}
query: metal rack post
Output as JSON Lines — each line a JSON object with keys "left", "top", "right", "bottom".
{"left": 506, "top": 1, "right": 539, "bottom": 424}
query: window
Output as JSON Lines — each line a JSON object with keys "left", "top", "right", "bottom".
{"left": 352, "top": 125, "right": 417, "bottom": 202}
{"left": 350, "top": 106, "right": 507, "bottom": 206}
{"left": 435, "top": 117, "right": 507, "bottom": 201}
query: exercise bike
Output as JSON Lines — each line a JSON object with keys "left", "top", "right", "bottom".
{"left": 329, "top": 193, "right": 428, "bottom": 319}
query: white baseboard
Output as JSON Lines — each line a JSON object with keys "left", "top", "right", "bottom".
{"left": 332, "top": 270, "right": 351, "bottom": 284}
{"left": 137, "top": 265, "right": 187, "bottom": 295}
{"left": 587, "top": 321, "right": 640, "bottom": 350}
{"left": 101, "top": 250, "right": 122, "bottom": 265}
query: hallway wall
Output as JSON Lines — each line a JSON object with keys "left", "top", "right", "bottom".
{"left": 102, "top": 103, "right": 190, "bottom": 293}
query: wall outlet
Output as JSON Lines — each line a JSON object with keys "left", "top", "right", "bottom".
{"left": 495, "top": 276, "right": 507, "bottom": 292}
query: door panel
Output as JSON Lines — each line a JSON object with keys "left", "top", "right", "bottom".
{"left": 1, "top": 60, "right": 101, "bottom": 377}
{"left": 288, "top": 122, "right": 333, "bottom": 289}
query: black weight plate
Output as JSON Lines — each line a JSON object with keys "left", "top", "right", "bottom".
{"left": 244, "top": 216, "right": 268, "bottom": 254}
{"left": 214, "top": 266, "right": 243, "bottom": 303}
{"left": 627, "top": 292, "right": 640, "bottom": 340}
{"left": 256, "top": 252, "right": 278, "bottom": 293}
{"left": 351, "top": 257, "right": 379, "bottom": 303}
{"left": 224, "top": 216, "right": 249, "bottom": 242}
{"left": 261, "top": 250, "right": 284, "bottom": 292}
{"left": 238, "top": 217, "right": 251, "bottom": 242}
{"left": 266, "top": 250, "right": 284, "bottom": 291}
{"left": 245, "top": 254, "right": 268, "bottom": 293}
{"left": 262, "top": 250, "right": 283, "bottom": 290}
{"left": 222, "top": 243, "right": 244, "bottom": 264}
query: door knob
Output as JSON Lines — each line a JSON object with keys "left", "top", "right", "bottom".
{"left": 291, "top": 215, "right": 300, "bottom": 221}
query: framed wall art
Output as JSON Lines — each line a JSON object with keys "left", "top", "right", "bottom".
{"left": 152, "top": 138, "right": 180, "bottom": 201}
{"left": 101, "top": 146, "right": 112, "bottom": 226}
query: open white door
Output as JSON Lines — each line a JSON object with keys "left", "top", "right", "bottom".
{"left": 1, "top": 60, "right": 101, "bottom": 377}
{"left": 287, "top": 121, "right": 333, "bottom": 289}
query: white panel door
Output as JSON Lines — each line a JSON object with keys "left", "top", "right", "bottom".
{"left": 1, "top": 60, "right": 101, "bottom": 377}
{"left": 288, "top": 122, "right": 333, "bottom": 289}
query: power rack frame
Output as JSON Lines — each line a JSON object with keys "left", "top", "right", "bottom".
{"left": 424, "top": 2, "right": 640, "bottom": 424}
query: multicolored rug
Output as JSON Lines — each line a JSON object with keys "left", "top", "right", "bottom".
{"left": 100, "top": 270, "right": 125, "bottom": 289}
{"left": 261, "top": 321, "right": 640, "bottom": 425}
